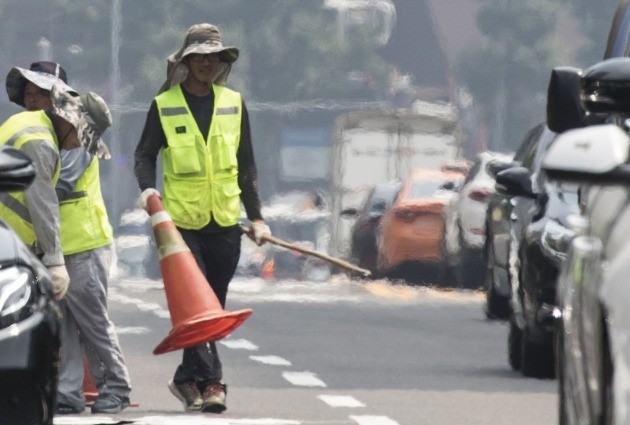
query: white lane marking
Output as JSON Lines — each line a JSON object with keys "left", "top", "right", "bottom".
{"left": 114, "top": 326, "right": 150, "bottom": 335}
{"left": 350, "top": 416, "right": 400, "bottom": 425}
{"left": 318, "top": 395, "right": 365, "bottom": 407}
{"left": 219, "top": 338, "right": 259, "bottom": 350}
{"left": 55, "top": 417, "right": 301, "bottom": 425}
{"left": 108, "top": 289, "right": 171, "bottom": 320}
{"left": 250, "top": 355, "right": 292, "bottom": 366}
{"left": 282, "top": 371, "right": 327, "bottom": 387}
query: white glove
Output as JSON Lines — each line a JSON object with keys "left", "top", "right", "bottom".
{"left": 48, "top": 265, "right": 70, "bottom": 300}
{"left": 139, "top": 188, "right": 161, "bottom": 212}
{"left": 251, "top": 221, "right": 271, "bottom": 246}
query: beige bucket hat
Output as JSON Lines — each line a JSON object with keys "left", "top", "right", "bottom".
{"left": 50, "top": 84, "right": 112, "bottom": 159}
{"left": 6, "top": 61, "right": 77, "bottom": 107}
{"left": 159, "top": 23, "right": 239, "bottom": 93}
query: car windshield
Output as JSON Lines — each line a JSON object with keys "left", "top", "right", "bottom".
{"left": 409, "top": 180, "right": 446, "bottom": 199}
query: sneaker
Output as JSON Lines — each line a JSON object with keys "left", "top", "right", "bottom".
{"left": 168, "top": 380, "right": 202, "bottom": 411}
{"left": 90, "top": 393, "right": 130, "bottom": 414}
{"left": 201, "top": 383, "right": 227, "bottom": 413}
{"left": 55, "top": 403, "right": 85, "bottom": 415}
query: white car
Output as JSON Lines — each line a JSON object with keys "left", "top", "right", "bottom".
{"left": 443, "top": 151, "right": 513, "bottom": 288}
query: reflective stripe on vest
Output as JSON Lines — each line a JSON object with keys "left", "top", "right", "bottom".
{"left": 59, "top": 156, "right": 113, "bottom": 255}
{"left": 156, "top": 84, "right": 242, "bottom": 229}
{"left": 0, "top": 111, "right": 59, "bottom": 246}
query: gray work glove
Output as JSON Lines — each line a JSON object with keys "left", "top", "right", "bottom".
{"left": 48, "top": 264, "right": 70, "bottom": 300}
{"left": 250, "top": 221, "right": 271, "bottom": 246}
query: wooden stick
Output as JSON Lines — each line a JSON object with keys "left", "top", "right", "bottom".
{"left": 239, "top": 224, "right": 372, "bottom": 278}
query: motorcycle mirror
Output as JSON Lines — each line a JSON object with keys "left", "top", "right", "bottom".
{"left": 0, "top": 146, "right": 36, "bottom": 192}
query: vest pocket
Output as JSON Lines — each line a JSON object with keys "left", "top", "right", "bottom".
{"left": 212, "top": 135, "right": 238, "bottom": 170}
{"left": 168, "top": 134, "right": 201, "bottom": 174}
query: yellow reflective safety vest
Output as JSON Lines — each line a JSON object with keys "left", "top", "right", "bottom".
{"left": 0, "top": 111, "right": 60, "bottom": 246}
{"left": 59, "top": 156, "right": 113, "bottom": 255}
{"left": 156, "top": 84, "right": 242, "bottom": 229}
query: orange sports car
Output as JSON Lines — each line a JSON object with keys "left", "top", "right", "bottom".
{"left": 376, "top": 168, "right": 462, "bottom": 275}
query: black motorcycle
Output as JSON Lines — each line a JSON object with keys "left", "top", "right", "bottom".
{"left": 0, "top": 145, "right": 62, "bottom": 425}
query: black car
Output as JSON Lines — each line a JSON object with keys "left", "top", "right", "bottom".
{"left": 341, "top": 181, "right": 402, "bottom": 275}
{"left": 0, "top": 146, "right": 61, "bottom": 425}
{"left": 483, "top": 124, "right": 546, "bottom": 319}
{"left": 498, "top": 165, "right": 579, "bottom": 378}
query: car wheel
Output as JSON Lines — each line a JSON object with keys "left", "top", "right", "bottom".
{"left": 456, "top": 237, "right": 483, "bottom": 289}
{"left": 520, "top": 327, "right": 555, "bottom": 378}
{"left": 0, "top": 373, "right": 48, "bottom": 425}
{"left": 601, "top": 315, "right": 613, "bottom": 425}
{"left": 484, "top": 240, "right": 510, "bottom": 320}
{"left": 508, "top": 314, "right": 522, "bottom": 371}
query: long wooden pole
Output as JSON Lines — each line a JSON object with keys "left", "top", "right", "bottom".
{"left": 239, "top": 224, "right": 371, "bottom": 278}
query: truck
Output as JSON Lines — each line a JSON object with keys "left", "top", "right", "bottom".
{"left": 328, "top": 101, "right": 463, "bottom": 261}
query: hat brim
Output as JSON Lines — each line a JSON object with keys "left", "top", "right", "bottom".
{"left": 180, "top": 45, "right": 239, "bottom": 63}
{"left": 50, "top": 84, "right": 110, "bottom": 158}
{"left": 6, "top": 67, "right": 76, "bottom": 107}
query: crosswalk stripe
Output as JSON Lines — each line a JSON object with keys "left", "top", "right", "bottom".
{"left": 350, "top": 416, "right": 400, "bottom": 425}
{"left": 318, "top": 395, "right": 365, "bottom": 407}
{"left": 282, "top": 371, "right": 327, "bottom": 387}
{"left": 219, "top": 338, "right": 259, "bottom": 350}
{"left": 250, "top": 355, "right": 292, "bottom": 366}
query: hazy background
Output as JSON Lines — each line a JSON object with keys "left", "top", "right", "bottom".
{"left": 0, "top": 0, "right": 619, "bottom": 231}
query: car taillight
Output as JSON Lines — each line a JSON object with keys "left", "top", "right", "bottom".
{"left": 262, "top": 259, "right": 275, "bottom": 280}
{"left": 468, "top": 188, "right": 493, "bottom": 202}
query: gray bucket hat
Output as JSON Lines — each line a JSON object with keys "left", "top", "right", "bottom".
{"left": 159, "top": 23, "right": 239, "bottom": 93}
{"left": 50, "top": 84, "right": 112, "bottom": 159}
{"left": 6, "top": 62, "right": 77, "bottom": 107}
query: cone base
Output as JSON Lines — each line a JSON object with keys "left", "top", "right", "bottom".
{"left": 153, "top": 308, "right": 253, "bottom": 355}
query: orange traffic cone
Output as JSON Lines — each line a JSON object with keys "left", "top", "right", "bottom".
{"left": 147, "top": 194, "right": 253, "bottom": 355}
{"left": 82, "top": 358, "right": 98, "bottom": 403}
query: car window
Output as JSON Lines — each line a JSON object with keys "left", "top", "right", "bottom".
{"left": 605, "top": 0, "right": 630, "bottom": 58}
{"left": 409, "top": 180, "right": 446, "bottom": 199}
{"left": 514, "top": 123, "right": 544, "bottom": 163}
{"left": 362, "top": 182, "right": 401, "bottom": 215}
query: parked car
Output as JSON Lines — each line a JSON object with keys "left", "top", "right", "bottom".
{"left": 376, "top": 168, "right": 462, "bottom": 282}
{"left": 443, "top": 150, "right": 513, "bottom": 288}
{"left": 497, "top": 164, "right": 579, "bottom": 378}
{"left": 542, "top": 57, "right": 630, "bottom": 424}
{"left": 340, "top": 180, "right": 402, "bottom": 274}
{"left": 483, "top": 124, "right": 549, "bottom": 319}
{"left": 0, "top": 145, "right": 61, "bottom": 425}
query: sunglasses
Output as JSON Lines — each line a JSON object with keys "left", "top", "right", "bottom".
{"left": 189, "top": 54, "right": 221, "bottom": 64}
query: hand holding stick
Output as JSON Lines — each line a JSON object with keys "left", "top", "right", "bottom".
{"left": 239, "top": 224, "right": 372, "bottom": 278}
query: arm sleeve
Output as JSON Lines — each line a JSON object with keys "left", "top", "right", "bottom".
{"left": 134, "top": 100, "right": 166, "bottom": 191}
{"left": 238, "top": 102, "right": 264, "bottom": 221}
{"left": 56, "top": 147, "right": 93, "bottom": 200}
{"left": 21, "top": 141, "right": 64, "bottom": 266}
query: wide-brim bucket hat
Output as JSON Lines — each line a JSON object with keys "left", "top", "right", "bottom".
{"left": 50, "top": 84, "right": 112, "bottom": 159}
{"left": 159, "top": 23, "right": 239, "bottom": 93}
{"left": 6, "top": 64, "right": 77, "bottom": 107}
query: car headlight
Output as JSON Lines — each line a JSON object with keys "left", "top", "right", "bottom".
{"left": 0, "top": 266, "right": 34, "bottom": 328}
{"left": 541, "top": 220, "right": 574, "bottom": 262}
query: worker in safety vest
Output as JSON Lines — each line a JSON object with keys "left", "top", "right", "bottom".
{"left": 134, "top": 23, "right": 270, "bottom": 414}
{"left": 5, "top": 64, "right": 132, "bottom": 415}
{"left": 0, "top": 82, "right": 83, "bottom": 300}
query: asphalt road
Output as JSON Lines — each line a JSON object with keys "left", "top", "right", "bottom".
{"left": 52, "top": 271, "right": 557, "bottom": 425}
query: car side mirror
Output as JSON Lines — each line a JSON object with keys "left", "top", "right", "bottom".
{"left": 0, "top": 146, "right": 36, "bottom": 191}
{"left": 495, "top": 167, "right": 536, "bottom": 198}
{"left": 486, "top": 159, "right": 518, "bottom": 179}
{"left": 546, "top": 66, "right": 586, "bottom": 133}
{"left": 542, "top": 124, "right": 630, "bottom": 184}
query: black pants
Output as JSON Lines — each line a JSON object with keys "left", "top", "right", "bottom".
{"left": 173, "top": 226, "right": 241, "bottom": 387}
